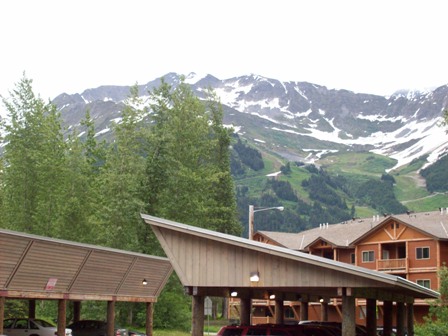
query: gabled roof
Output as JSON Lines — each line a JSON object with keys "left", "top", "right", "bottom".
{"left": 0, "top": 228, "right": 172, "bottom": 302}
{"left": 258, "top": 210, "right": 448, "bottom": 251}
{"left": 141, "top": 213, "right": 439, "bottom": 301}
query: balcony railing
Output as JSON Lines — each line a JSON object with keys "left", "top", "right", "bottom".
{"left": 377, "top": 258, "right": 408, "bottom": 272}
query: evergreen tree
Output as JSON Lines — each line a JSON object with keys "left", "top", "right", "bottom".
{"left": 416, "top": 265, "right": 448, "bottom": 336}
{"left": 204, "top": 90, "right": 241, "bottom": 235}
{"left": 143, "top": 78, "right": 240, "bottom": 234}
{"left": 94, "top": 84, "right": 148, "bottom": 250}
{"left": 1, "top": 75, "right": 66, "bottom": 236}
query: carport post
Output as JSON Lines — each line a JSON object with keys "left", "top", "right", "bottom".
{"left": 73, "top": 301, "right": 81, "bottom": 322}
{"left": 300, "top": 300, "right": 308, "bottom": 321}
{"left": 383, "top": 301, "right": 393, "bottom": 336}
{"left": 406, "top": 303, "right": 414, "bottom": 336}
{"left": 240, "top": 298, "right": 251, "bottom": 325}
{"left": 145, "top": 302, "right": 154, "bottom": 336}
{"left": 192, "top": 295, "right": 205, "bottom": 336}
{"left": 29, "top": 299, "right": 36, "bottom": 318}
{"left": 275, "top": 299, "right": 284, "bottom": 324}
{"left": 396, "top": 302, "right": 405, "bottom": 336}
{"left": 366, "top": 299, "right": 377, "bottom": 336}
{"left": 320, "top": 301, "right": 328, "bottom": 322}
{"left": 341, "top": 290, "right": 356, "bottom": 336}
{"left": 57, "top": 299, "right": 67, "bottom": 336}
{"left": 107, "top": 301, "right": 115, "bottom": 336}
{"left": 0, "top": 296, "right": 5, "bottom": 334}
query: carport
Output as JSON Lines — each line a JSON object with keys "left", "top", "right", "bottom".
{"left": 0, "top": 229, "right": 172, "bottom": 336}
{"left": 141, "top": 214, "right": 439, "bottom": 336}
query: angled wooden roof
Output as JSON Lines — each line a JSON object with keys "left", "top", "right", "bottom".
{"left": 141, "top": 214, "right": 438, "bottom": 302}
{"left": 0, "top": 229, "right": 172, "bottom": 302}
{"left": 257, "top": 210, "right": 448, "bottom": 251}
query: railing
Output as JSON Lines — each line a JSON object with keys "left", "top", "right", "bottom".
{"left": 252, "top": 316, "right": 275, "bottom": 324}
{"left": 377, "top": 258, "right": 408, "bottom": 271}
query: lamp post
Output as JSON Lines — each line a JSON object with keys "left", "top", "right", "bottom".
{"left": 248, "top": 205, "right": 284, "bottom": 240}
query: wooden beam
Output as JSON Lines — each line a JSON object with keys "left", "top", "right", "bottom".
{"left": 383, "top": 301, "right": 393, "bottom": 336}
{"left": 107, "top": 301, "right": 115, "bottom": 336}
{"left": 73, "top": 301, "right": 81, "bottom": 322}
{"left": 146, "top": 302, "right": 154, "bottom": 336}
{"left": 342, "top": 293, "right": 356, "bottom": 336}
{"left": 29, "top": 300, "right": 36, "bottom": 319}
{"left": 57, "top": 300, "right": 66, "bottom": 336}
{"left": 192, "top": 295, "right": 204, "bottom": 336}
{"left": 275, "top": 299, "right": 284, "bottom": 324}
{"left": 0, "top": 290, "right": 157, "bottom": 302}
{"left": 396, "top": 302, "right": 405, "bottom": 336}
{"left": 406, "top": 303, "right": 414, "bottom": 336}
{"left": 0, "top": 297, "right": 4, "bottom": 334}
{"left": 366, "top": 299, "right": 377, "bottom": 336}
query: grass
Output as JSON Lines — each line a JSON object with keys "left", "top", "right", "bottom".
{"left": 153, "top": 331, "right": 190, "bottom": 336}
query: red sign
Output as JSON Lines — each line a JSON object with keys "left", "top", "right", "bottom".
{"left": 45, "top": 278, "right": 58, "bottom": 290}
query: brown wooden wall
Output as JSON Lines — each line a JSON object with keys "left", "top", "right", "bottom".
{"left": 155, "top": 227, "right": 393, "bottom": 290}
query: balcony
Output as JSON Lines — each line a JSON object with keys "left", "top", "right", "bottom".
{"left": 377, "top": 258, "right": 408, "bottom": 272}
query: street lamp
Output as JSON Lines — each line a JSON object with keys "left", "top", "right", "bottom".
{"left": 248, "top": 205, "right": 284, "bottom": 240}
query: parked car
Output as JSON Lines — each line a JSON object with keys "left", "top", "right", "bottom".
{"left": 3, "top": 318, "right": 72, "bottom": 336}
{"left": 217, "top": 323, "right": 338, "bottom": 336}
{"left": 127, "top": 331, "right": 145, "bottom": 336}
{"left": 376, "top": 326, "right": 406, "bottom": 336}
{"left": 299, "top": 320, "right": 367, "bottom": 336}
{"left": 67, "top": 320, "right": 126, "bottom": 336}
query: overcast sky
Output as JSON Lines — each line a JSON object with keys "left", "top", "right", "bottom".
{"left": 1, "top": 0, "right": 447, "bottom": 100}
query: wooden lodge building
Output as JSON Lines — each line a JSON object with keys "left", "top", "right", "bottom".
{"left": 251, "top": 209, "right": 448, "bottom": 325}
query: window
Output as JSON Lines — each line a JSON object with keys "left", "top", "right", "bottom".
{"left": 417, "top": 279, "right": 431, "bottom": 288}
{"left": 362, "top": 251, "right": 374, "bottom": 263}
{"left": 416, "top": 247, "right": 430, "bottom": 259}
{"left": 350, "top": 253, "right": 355, "bottom": 264}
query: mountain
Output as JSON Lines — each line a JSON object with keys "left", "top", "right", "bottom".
{"left": 53, "top": 72, "right": 448, "bottom": 173}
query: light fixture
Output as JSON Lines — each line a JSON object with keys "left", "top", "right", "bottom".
{"left": 250, "top": 271, "right": 260, "bottom": 282}
{"left": 319, "top": 297, "right": 324, "bottom": 303}
{"left": 269, "top": 293, "right": 276, "bottom": 300}
{"left": 142, "top": 279, "right": 148, "bottom": 286}
{"left": 230, "top": 290, "right": 238, "bottom": 297}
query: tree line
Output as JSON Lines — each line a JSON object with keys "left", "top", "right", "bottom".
{"left": 0, "top": 75, "right": 241, "bottom": 330}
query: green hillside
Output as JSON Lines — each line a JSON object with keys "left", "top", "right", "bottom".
{"left": 233, "top": 141, "right": 448, "bottom": 235}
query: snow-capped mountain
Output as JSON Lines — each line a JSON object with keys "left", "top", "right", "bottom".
{"left": 53, "top": 72, "right": 448, "bottom": 171}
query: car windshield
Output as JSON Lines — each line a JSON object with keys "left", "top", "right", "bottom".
{"left": 33, "top": 319, "right": 56, "bottom": 328}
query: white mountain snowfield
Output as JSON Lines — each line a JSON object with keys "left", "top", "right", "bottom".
{"left": 2, "top": 72, "right": 447, "bottom": 172}
{"left": 185, "top": 73, "right": 448, "bottom": 171}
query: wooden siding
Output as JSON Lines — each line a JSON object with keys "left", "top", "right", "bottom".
{"left": 0, "top": 230, "right": 172, "bottom": 302}
{"left": 438, "top": 241, "right": 448, "bottom": 266}
{"left": 357, "top": 220, "right": 429, "bottom": 245}
{"left": 155, "top": 226, "right": 401, "bottom": 290}
{"left": 338, "top": 249, "right": 354, "bottom": 264}
{"left": 407, "top": 240, "right": 438, "bottom": 269}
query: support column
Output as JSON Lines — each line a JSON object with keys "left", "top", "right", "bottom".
{"left": 29, "top": 300, "right": 36, "bottom": 319}
{"left": 406, "top": 303, "right": 414, "bottom": 336}
{"left": 146, "top": 302, "right": 154, "bottom": 336}
{"left": 73, "top": 301, "right": 81, "bottom": 322}
{"left": 320, "top": 301, "right": 328, "bottom": 322}
{"left": 0, "top": 297, "right": 5, "bottom": 334}
{"left": 240, "top": 298, "right": 251, "bottom": 326}
{"left": 342, "top": 292, "right": 356, "bottom": 336}
{"left": 57, "top": 300, "right": 67, "bottom": 336}
{"left": 192, "top": 295, "right": 205, "bottom": 336}
{"left": 366, "top": 299, "right": 377, "bottom": 336}
{"left": 383, "top": 301, "right": 393, "bottom": 336}
{"left": 396, "top": 302, "right": 405, "bottom": 336}
{"left": 107, "top": 301, "right": 115, "bottom": 336}
{"left": 300, "top": 301, "right": 309, "bottom": 321}
{"left": 275, "top": 299, "right": 284, "bottom": 325}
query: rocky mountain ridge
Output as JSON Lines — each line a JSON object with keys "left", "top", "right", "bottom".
{"left": 53, "top": 72, "right": 448, "bottom": 171}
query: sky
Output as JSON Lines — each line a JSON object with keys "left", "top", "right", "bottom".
{"left": 1, "top": 0, "right": 447, "bottom": 100}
